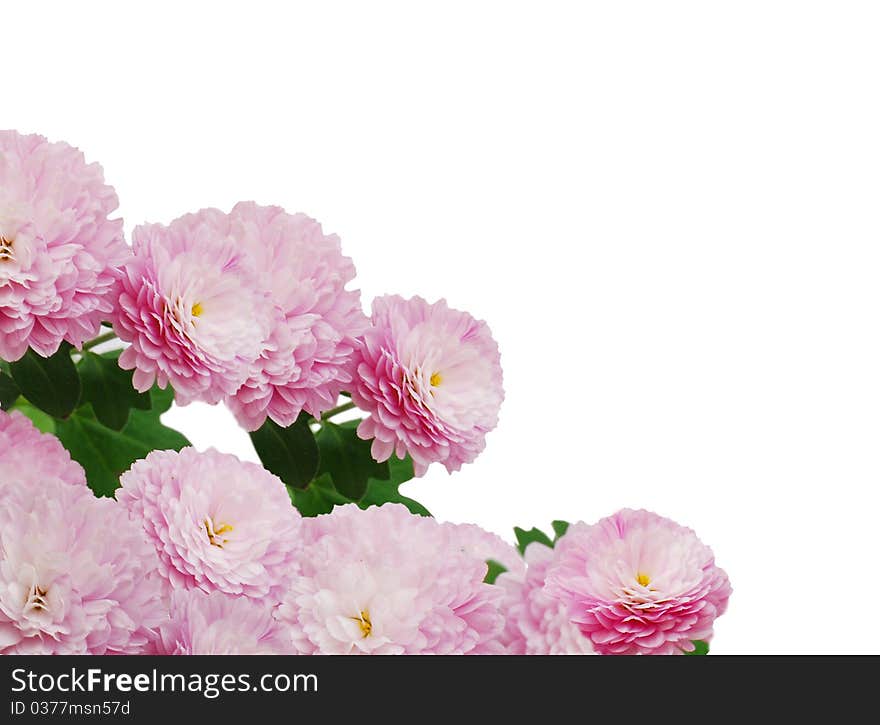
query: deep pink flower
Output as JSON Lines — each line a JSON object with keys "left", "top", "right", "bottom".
{"left": 498, "top": 542, "right": 595, "bottom": 655}
{"left": 277, "top": 504, "right": 505, "bottom": 654}
{"left": 545, "top": 510, "right": 731, "bottom": 655}
{"left": 113, "top": 209, "right": 273, "bottom": 404}
{"left": 117, "top": 448, "right": 303, "bottom": 602}
{"left": 0, "top": 475, "right": 164, "bottom": 654}
{"left": 0, "top": 130, "right": 128, "bottom": 361}
{"left": 0, "top": 410, "right": 85, "bottom": 487}
{"left": 155, "top": 589, "right": 292, "bottom": 655}
{"left": 224, "top": 203, "right": 368, "bottom": 431}
{"left": 351, "top": 296, "right": 504, "bottom": 476}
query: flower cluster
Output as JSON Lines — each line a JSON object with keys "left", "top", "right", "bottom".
{"left": 0, "top": 131, "right": 732, "bottom": 656}
{"left": 0, "top": 412, "right": 730, "bottom": 655}
{"left": 2, "top": 130, "right": 506, "bottom": 473}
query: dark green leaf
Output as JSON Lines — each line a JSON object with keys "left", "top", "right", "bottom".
{"left": 316, "top": 420, "right": 389, "bottom": 499}
{"left": 0, "top": 372, "right": 19, "bottom": 410}
{"left": 552, "top": 520, "right": 570, "bottom": 540}
{"left": 514, "top": 526, "right": 554, "bottom": 554}
{"left": 56, "top": 404, "right": 190, "bottom": 497}
{"left": 484, "top": 559, "right": 507, "bottom": 585}
{"left": 12, "top": 401, "right": 56, "bottom": 434}
{"left": 123, "top": 407, "right": 191, "bottom": 452}
{"left": 685, "top": 641, "right": 710, "bottom": 655}
{"left": 359, "top": 479, "right": 432, "bottom": 516}
{"left": 249, "top": 415, "right": 320, "bottom": 489}
{"left": 359, "top": 455, "right": 431, "bottom": 516}
{"left": 387, "top": 452, "right": 416, "bottom": 485}
{"left": 78, "top": 351, "right": 151, "bottom": 430}
{"left": 9, "top": 344, "right": 80, "bottom": 418}
{"left": 148, "top": 383, "right": 176, "bottom": 415}
{"left": 290, "top": 474, "right": 353, "bottom": 517}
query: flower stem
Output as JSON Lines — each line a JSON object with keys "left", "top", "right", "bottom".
{"left": 80, "top": 331, "right": 118, "bottom": 352}
{"left": 320, "top": 401, "right": 357, "bottom": 422}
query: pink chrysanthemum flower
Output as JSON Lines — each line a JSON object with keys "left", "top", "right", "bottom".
{"left": 155, "top": 589, "right": 292, "bottom": 655}
{"left": 113, "top": 209, "right": 274, "bottom": 404}
{"left": 448, "top": 523, "right": 525, "bottom": 579}
{"left": 0, "top": 474, "right": 164, "bottom": 654}
{"left": 117, "top": 447, "right": 303, "bottom": 602}
{"left": 497, "top": 542, "right": 595, "bottom": 655}
{"left": 224, "top": 203, "right": 368, "bottom": 431}
{"left": 545, "top": 509, "right": 732, "bottom": 655}
{"left": 351, "top": 296, "right": 504, "bottom": 476}
{"left": 0, "top": 410, "right": 85, "bottom": 486}
{"left": 113, "top": 202, "right": 366, "bottom": 422}
{"left": 0, "top": 130, "right": 128, "bottom": 361}
{"left": 277, "top": 504, "right": 505, "bottom": 654}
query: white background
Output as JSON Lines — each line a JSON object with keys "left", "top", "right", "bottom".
{"left": 6, "top": 2, "right": 880, "bottom": 654}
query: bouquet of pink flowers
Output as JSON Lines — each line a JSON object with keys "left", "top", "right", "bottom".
{"left": 0, "top": 131, "right": 731, "bottom": 655}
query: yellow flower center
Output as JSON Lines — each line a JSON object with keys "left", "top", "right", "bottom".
{"left": 204, "top": 518, "right": 234, "bottom": 548}
{"left": 0, "top": 235, "right": 14, "bottom": 262}
{"left": 27, "top": 584, "right": 49, "bottom": 611}
{"left": 351, "top": 610, "right": 372, "bottom": 638}
{"left": 636, "top": 572, "right": 651, "bottom": 587}
{"left": 192, "top": 302, "right": 204, "bottom": 318}
{"left": 430, "top": 371, "right": 443, "bottom": 387}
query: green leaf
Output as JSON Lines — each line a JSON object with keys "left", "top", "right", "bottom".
{"left": 9, "top": 344, "right": 81, "bottom": 418}
{"left": 0, "top": 372, "right": 20, "bottom": 410}
{"left": 147, "top": 382, "right": 176, "bottom": 415}
{"left": 249, "top": 415, "right": 320, "bottom": 489}
{"left": 56, "top": 404, "right": 190, "bottom": 497}
{"left": 123, "top": 406, "right": 191, "bottom": 452}
{"left": 290, "top": 474, "right": 353, "bottom": 517}
{"left": 484, "top": 559, "right": 507, "bottom": 585}
{"left": 12, "top": 400, "right": 56, "bottom": 434}
{"left": 316, "top": 420, "right": 389, "bottom": 499}
{"left": 685, "top": 641, "right": 710, "bottom": 655}
{"left": 387, "top": 452, "right": 416, "bottom": 485}
{"left": 288, "top": 448, "right": 431, "bottom": 518}
{"left": 359, "top": 457, "right": 431, "bottom": 517}
{"left": 514, "top": 526, "right": 554, "bottom": 554}
{"left": 78, "top": 351, "right": 151, "bottom": 430}
{"left": 359, "top": 479, "right": 432, "bottom": 516}
{"left": 551, "top": 520, "right": 570, "bottom": 540}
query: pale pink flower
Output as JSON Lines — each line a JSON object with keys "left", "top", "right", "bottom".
{"left": 113, "top": 209, "right": 273, "bottom": 404}
{"left": 0, "top": 131, "right": 128, "bottom": 361}
{"left": 0, "top": 410, "right": 85, "bottom": 487}
{"left": 155, "top": 589, "right": 292, "bottom": 655}
{"left": 224, "top": 203, "right": 368, "bottom": 431}
{"left": 545, "top": 510, "right": 732, "bottom": 655}
{"left": 117, "top": 447, "right": 303, "bottom": 602}
{"left": 351, "top": 295, "right": 504, "bottom": 476}
{"left": 497, "top": 542, "right": 595, "bottom": 655}
{"left": 277, "top": 504, "right": 505, "bottom": 654}
{"left": 0, "top": 474, "right": 164, "bottom": 654}
{"left": 448, "top": 523, "right": 525, "bottom": 579}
